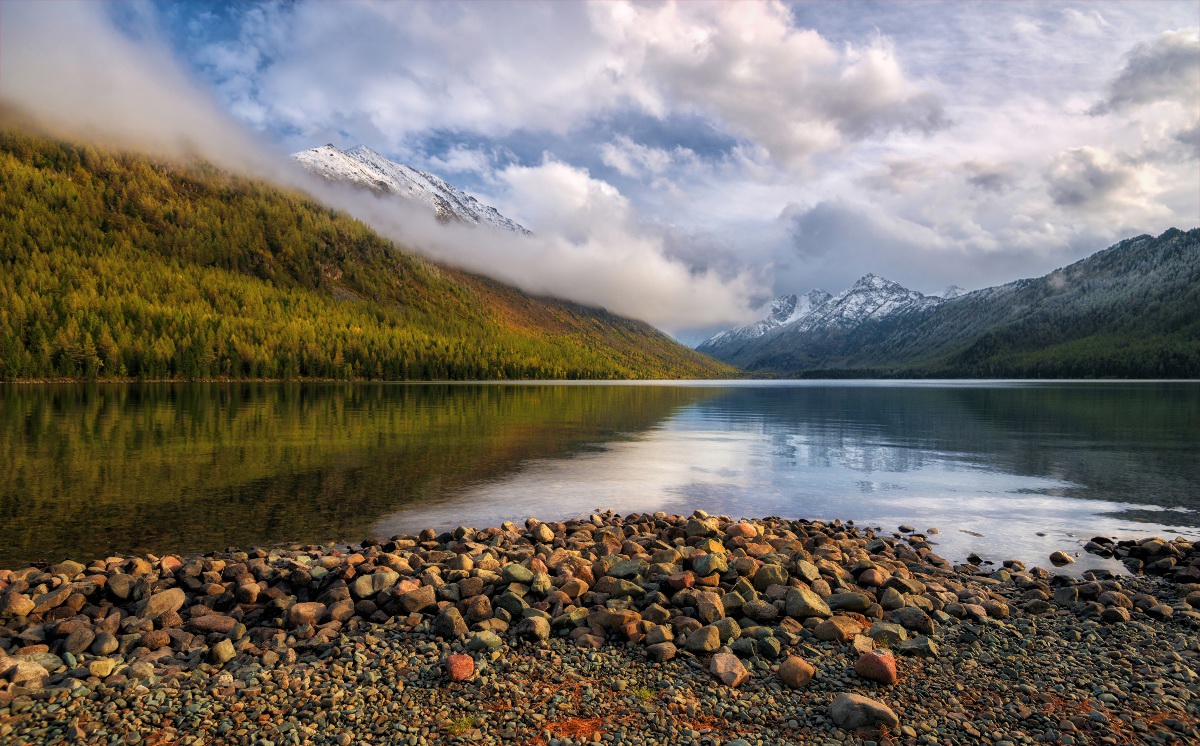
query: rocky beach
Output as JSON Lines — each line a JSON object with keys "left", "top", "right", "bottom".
{"left": 2, "top": 512, "right": 1198, "bottom": 746}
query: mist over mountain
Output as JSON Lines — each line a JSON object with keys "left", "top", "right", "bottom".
{"left": 699, "top": 229, "right": 1200, "bottom": 378}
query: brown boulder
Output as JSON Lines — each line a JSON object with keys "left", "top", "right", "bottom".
{"left": 777, "top": 655, "right": 815, "bottom": 688}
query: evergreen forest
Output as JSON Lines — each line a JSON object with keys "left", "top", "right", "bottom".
{"left": 0, "top": 128, "right": 737, "bottom": 381}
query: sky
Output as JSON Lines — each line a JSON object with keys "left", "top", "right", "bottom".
{"left": 2, "top": 1, "right": 1197, "bottom": 342}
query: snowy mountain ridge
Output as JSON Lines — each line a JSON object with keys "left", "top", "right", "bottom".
{"left": 698, "top": 275, "right": 944, "bottom": 352}
{"left": 292, "top": 144, "right": 531, "bottom": 235}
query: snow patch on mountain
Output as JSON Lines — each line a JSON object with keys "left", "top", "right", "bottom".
{"left": 698, "top": 275, "right": 941, "bottom": 352}
{"left": 292, "top": 144, "right": 530, "bottom": 235}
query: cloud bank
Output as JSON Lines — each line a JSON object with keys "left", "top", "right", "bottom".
{"left": 2, "top": 1, "right": 1198, "bottom": 342}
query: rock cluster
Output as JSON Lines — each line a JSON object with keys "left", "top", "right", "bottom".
{"left": 2, "top": 512, "right": 1199, "bottom": 745}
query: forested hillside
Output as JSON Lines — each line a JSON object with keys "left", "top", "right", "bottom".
{"left": 732, "top": 229, "right": 1200, "bottom": 379}
{"left": 0, "top": 128, "right": 736, "bottom": 381}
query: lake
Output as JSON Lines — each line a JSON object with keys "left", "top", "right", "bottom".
{"left": 1, "top": 381, "right": 1197, "bottom": 573}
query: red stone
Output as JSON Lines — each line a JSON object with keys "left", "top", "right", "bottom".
{"left": 668, "top": 572, "right": 696, "bottom": 590}
{"left": 726, "top": 523, "right": 759, "bottom": 539}
{"left": 445, "top": 654, "right": 474, "bottom": 682}
{"left": 854, "top": 650, "right": 898, "bottom": 685}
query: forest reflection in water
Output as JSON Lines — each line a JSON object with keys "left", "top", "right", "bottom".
{"left": 1, "top": 381, "right": 1196, "bottom": 570}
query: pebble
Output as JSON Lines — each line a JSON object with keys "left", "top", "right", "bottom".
{"left": 0, "top": 512, "right": 1196, "bottom": 746}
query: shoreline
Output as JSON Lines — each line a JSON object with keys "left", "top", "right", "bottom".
{"left": 2, "top": 512, "right": 1198, "bottom": 745}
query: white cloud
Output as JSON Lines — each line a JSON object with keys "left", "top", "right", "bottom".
{"left": 414, "top": 158, "right": 761, "bottom": 330}
{"left": 425, "top": 146, "right": 494, "bottom": 175}
{"left": 589, "top": 2, "right": 946, "bottom": 167}
{"left": 600, "top": 135, "right": 677, "bottom": 178}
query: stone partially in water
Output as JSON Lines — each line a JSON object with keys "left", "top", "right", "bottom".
{"left": 1050, "top": 551, "right": 1075, "bottom": 566}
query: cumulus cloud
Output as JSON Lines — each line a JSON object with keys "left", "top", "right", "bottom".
{"left": 1090, "top": 27, "right": 1200, "bottom": 114}
{"left": 182, "top": 1, "right": 944, "bottom": 170}
{"left": 590, "top": 2, "right": 947, "bottom": 167}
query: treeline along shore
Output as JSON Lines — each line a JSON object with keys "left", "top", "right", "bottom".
{"left": 2, "top": 512, "right": 1198, "bottom": 745}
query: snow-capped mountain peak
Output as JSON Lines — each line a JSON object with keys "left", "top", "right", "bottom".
{"left": 941, "top": 285, "right": 966, "bottom": 299}
{"left": 697, "top": 277, "right": 940, "bottom": 353}
{"left": 292, "top": 144, "right": 530, "bottom": 235}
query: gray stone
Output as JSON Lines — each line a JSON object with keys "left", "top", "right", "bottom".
{"left": 693, "top": 553, "right": 727, "bottom": 577}
{"left": 90, "top": 631, "right": 119, "bottom": 656}
{"left": 31, "top": 586, "right": 73, "bottom": 614}
{"left": 785, "top": 588, "right": 831, "bottom": 618}
{"left": 64, "top": 627, "right": 95, "bottom": 656}
{"left": 896, "top": 636, "right": 940, "bottom": 658}
{"left": 398, "top": 585, "right": 436, "bottom": 614}
{"left": 607, "top": 559, "right": 648, "bottom": 579}
{"left": 741, "top": 599, "right": 779, "bottom": 623}
{"left": 502, "top": 564, "right": 535, "bottom": 585}
{"left": 754, "top": 564, "right": 788, "bottom": 591}
{"left": 695, "top": 591, "right": 725, "bottom": 624}
{"left": 867, "top": 622, "right": 908, "bottom": 646}
{"left": 515, "top": 616, "right": 551, "bottom": 642}
{"left": 829, "top": 692, "right": 900, "bottom": 730}
{"left": 646, "top": 642, "right": 677, "bottom": 663}
{"left": 890, "top": 606, "right": 934, "bottom": 635}
{"left": 793, "top": 560, "right": 821, "bottom": 583}
{"left": 209, "top": 639, "right": 236, "bottom": 665}
{"left": 609, "top": 578, "right": 646, "bottom": 599}
{"left": 434, "top": 607, "right": 469, "bottom": 639}
{"left": 467, "top": 631, "right": 503, "bottom": 651}
{"left": 684, "top": 625, "right": 721, "bottom": 653}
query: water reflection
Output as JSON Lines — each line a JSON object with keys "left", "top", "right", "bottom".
{"left": 380, "top": 383, "right": 1200, "bottom": 574}
{"left": 1, "top": 381, "right": 1197, "bottom": 572}
{"left": 0, "top": 383, "right": 716, "bottom": 565}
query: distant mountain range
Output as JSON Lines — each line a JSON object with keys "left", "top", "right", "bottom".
{"left": 699, "top": 228, "right": 1200, "bottom": 378}
{"left": 293, "top": 144, "right": 530, "bottom": 234}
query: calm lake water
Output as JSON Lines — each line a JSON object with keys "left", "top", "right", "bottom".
{"left": 1, "top": 381, "right": 1197, "bottom": 573}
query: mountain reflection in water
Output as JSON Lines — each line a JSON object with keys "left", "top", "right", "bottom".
{"left": 2, "top": 381, "right": 1196, "bottom": 572}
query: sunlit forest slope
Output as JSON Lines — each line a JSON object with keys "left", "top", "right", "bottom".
{"left": 0, "top": 128, "right": 737, "bottom": 381}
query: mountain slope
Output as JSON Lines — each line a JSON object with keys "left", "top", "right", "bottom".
{"left": 700, "top": 229, "right": 1200, "bottom": 378}
{"left": 0, "top": 127, "right": 735, "bottom": 381}
{"left": 293, "top": 144, "right": 530, "bottom": 234}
